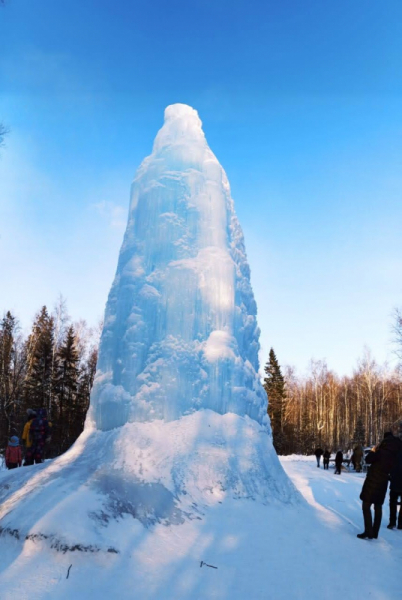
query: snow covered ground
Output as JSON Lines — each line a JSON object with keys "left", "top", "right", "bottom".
{"left": 0, "top": 453, "right": 400, "bottom": 600}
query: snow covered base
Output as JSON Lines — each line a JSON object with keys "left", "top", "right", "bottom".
{"left": 0, "top": 410, "right": 293, "bottom": 554}
{"left": 1, "top": 454, "right": 401, "bottom": 599}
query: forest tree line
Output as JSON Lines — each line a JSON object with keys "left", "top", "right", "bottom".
{"left": 265, "top": 324, "right": 402, "bottom": 456}
{"left": 0, "top": 298, "right": 99, "bottom": 457}
{"left": 1, "top": 300, "right": 402, "bottom": 459}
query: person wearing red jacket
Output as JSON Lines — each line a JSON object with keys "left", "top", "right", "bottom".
{"left": 5, "top": 436, "right": 22, "bottom": 469}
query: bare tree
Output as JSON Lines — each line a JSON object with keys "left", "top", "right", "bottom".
{"left": 393, "top": 308, "right": 402, "bottom": 362}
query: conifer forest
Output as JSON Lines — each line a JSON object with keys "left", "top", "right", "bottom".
{"left": 0, "top": 299, "right": 99, "bottom": 457}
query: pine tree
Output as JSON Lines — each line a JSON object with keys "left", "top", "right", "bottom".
{"left": 73, "top": 346, "right": 98, "bottom": 441}
{"left": 352, "top": 417, "right": 366, "bottom": 447}
{"left": 24, "top": 306, "right": 55, "bottom": 413}
{"left": 0, "top": 312, "right": 16, "bottom": 447}
{"left": 0, "top": 312, "right": 27, "bottom": 448}
{"left": 53, "top": 325, "right": 80, "bottom": 453}
{"left": 264, "top": 348, "right": 287, "bottom": 453}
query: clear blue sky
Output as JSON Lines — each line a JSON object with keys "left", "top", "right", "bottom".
{"left": 1, "top": 0, "right": 401, "bottom": 375}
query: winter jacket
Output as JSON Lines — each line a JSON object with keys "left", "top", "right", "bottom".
{"left": 335, "top": 451, "right": 343, "bottom": 465}
{"left": 390, "top": 446, "right": 402, "bottom": 494}
{"left": 360, "top": 435, "right": 402, "bottom": 505}
{"left": 323, "top": 450, "right": 331, "bottom": 460}
{"left": 30, "top": 414, "right": 50, "bottom": 445}
{"left": 22, "top": 418, "right": 35, "bottom": 448}
{"left": 353, "top": 445, "right": 363, "bottom": 461}
{"left": 5, "top": 445, "right": 22, "bottom": 467}
{"left": 315, "top": 448, "right": 324, "bottom": 458}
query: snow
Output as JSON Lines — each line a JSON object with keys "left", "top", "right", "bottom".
{"left": 0, "top": 411, "right": 293, "bottom": 547}
{"left": 89, "top": 103, "right": 267, "bottom": 430}
{"left": 0, "top": 455, "right": 401, "bottom": 599}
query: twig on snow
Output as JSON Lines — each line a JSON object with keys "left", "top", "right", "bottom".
{"left": 200, "top": 560, "right": 218, "bottom": 569}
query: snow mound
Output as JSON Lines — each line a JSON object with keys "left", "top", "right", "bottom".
{"left": 0, "top": 411, "right": 296, "bottom": 553}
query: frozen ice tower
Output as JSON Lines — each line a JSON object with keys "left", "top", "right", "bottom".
{"left": 0, "top": 106, "right": 296, "bottom": 574}
{"left": 89, "top": 103, "right": 268, "bottom": 430}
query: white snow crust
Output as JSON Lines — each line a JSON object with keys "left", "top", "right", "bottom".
{"left": 0, "top": 411, "right": 294, "bottom": 551}
{"left": 1, "top": 456, "right": 400, "bottom": 599}
{"left": 89, "top": 103, "right": 267, "bottom": 430}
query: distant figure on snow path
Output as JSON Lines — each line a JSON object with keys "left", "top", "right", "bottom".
{"left": 353, "top": 445, "right": 363, "bottom": 473}
{"left": 323, "top": 449, "right": 331, "bottom": 470}
{"left": 387, "top": 423, "right": 402, "bottom": 530}
{"left": 334, "top": 450, "right": 343, "bottom": 474}
{"left": 314, "top": 447, "right": 324, "bottom": 468}
{"left": 357, "top": 431, "right": 402, "bottom": 540}
{"left": 5, "top": 436, "right": 22, "bottom": 469}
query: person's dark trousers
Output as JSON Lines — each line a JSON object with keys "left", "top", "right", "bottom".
{"left": 323, "top": 460, "right": 329, "bottom": 470}
{"left": 363, "top": 502, "right": 382, "bottom": 538}
{"left": 7, "top": 463, "right": 18, "bottom": 470}
{"left": 335, "top": 464, "right": 342, "bottom": 474}
{"left": 389, "top": 491, "right": 402, "bottom": 528}
{"left": 316, "top": 456, "right": 321, "bottom": 467}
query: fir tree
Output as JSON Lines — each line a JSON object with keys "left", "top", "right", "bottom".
{"left": 73, "top": 346, "right": 98, "bottom": 441}
{"left": 53, "top": 325, "right": 80, "bottom": 453}
{"left": 0, "top": 312, "right": 17, "bottom": 446}
{"left": 353, "top": 417, "right": 366, "bottom": 447}
{"left": 264, "top": 348, "right": 287, "bottom": 453}
{"left": 24, "top": 306, "right": 55, "bottom": 413}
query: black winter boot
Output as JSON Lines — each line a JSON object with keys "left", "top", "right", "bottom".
{"left": 361, "top": 502, "right": 374, "bottom": 539}
{"left": 357, "top": 532, "right": 373, "bottom": 540}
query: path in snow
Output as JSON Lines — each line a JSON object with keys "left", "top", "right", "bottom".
{"left": 0, "top": 455, "right": 401, "bottom": 599}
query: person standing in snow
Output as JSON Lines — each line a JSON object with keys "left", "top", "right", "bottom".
{"left": 5, "top": 436, "right": 22, "bottom": 469}
{"left": 323, "top": 449, "right": 331, "bottom": 470}
{"left": 334, "top": 450, "right": 343, "bottom": 474}
{"left": 27, "top": 408, "right": 51, "bottom": 465}
{"left": 387, "top": 423, "right": 402, "bottom": 530}
{"left": 353, "top": 444, "right": 363, "bottom": 473}
{"left": 357, "top": 431, "right": 402, "bottom": 540}
{"left": 22, "top": 408, "right": 36, "bottom": 466}
{"left": 314, "top": 447, "right": 324, "bottom": 468}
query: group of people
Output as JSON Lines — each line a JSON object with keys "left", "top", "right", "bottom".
{"left": 4, "top": 408, "right": 51, "bottom": 470}
{"left": 358, "top": 428, "right": 402, "bottom": 539}
{"left": 315, "top": 445, "right": 364, "bottom": 474}
{"left": 314, "top": 423, "right": 402, "bottom": 539}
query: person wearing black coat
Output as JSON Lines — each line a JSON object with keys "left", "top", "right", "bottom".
{"left": 387, "top": 428, "right": 402, "bottom": 530}
{"left": 334, "top": 450, "right": 343, "bottom": 474}
{"left": 357, "top": 432, "right": 402, "bottom": 540}
{"left": 314, "top": 447, "right": 324, "bottom": 468}
{"left": 323, "top": 449, "right": 331, "bottom": 470}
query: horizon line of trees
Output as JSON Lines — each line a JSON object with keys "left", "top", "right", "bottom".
{"left": 265, "top": 336, "right": 402, "bottom": 455}
{"left": 2, "top": 299, "right": 402, "bottom": 460}
{"left": 0, "top": 297, "right": 100, "bottom": 457}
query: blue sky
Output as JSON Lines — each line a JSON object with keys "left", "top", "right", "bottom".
{"left": 1, "top": 0, "right": 401, "bottom": 375}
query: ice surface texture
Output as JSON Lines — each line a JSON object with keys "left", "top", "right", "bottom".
{"left": 89, "top": 104, "right": 268, "bottom": 430}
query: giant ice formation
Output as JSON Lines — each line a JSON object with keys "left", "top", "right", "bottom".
{"left": 0, "top": 105, "right": 296, "bottom": 560}
{"left": 89, "top": 103, "right": 267, "bottom": 430}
